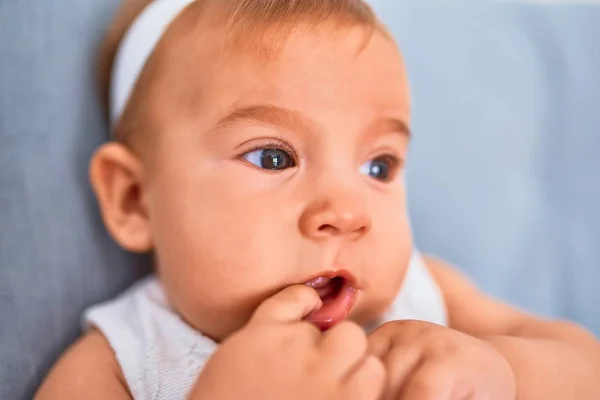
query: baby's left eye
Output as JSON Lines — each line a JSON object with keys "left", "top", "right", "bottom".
{"left": 360, "top": 155, "right": 400, "bottom": 182}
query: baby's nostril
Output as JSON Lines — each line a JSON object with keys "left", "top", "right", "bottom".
{"left": 318, "top": 224, "right": 337, "bottom": 233}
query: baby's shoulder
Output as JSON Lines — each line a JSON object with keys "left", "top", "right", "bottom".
{"left": 420, "top": 253, "right": 481, "bottom": 311}
{"left": 36, "top": 329, "right": 130, "bottom": 399}
{"left": 421, "top": 254, "right": 537, "bottom": 335}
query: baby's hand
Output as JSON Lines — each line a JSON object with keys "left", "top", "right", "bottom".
{"left": 368, "top": 320, "right": 516, "bottom": 400}
{"left": 189, "top": 285, "right": 385, "bottom": 400}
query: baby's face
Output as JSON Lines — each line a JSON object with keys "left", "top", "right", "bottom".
{"left": 141, "top": 19, "right": 412, "bottom": 340}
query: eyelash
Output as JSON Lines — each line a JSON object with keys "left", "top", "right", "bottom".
{"left": 236, "top": 139, "right": 299, "bottom": 161}
{"left": 378, "top": 154, "right": 402, "bottom": 169}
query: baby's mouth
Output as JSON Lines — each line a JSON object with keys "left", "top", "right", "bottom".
{"left": 304, "top": 272, "right": 358, "bottom": 331}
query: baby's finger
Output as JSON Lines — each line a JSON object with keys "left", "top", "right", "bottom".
{"left": 397, "top": 362, "right": 455, "bottom": 400}
{"left": 367, "top": 334, "right": 391, "bottom": 359}
{"left": 379, "top": 343, "right": 423, "bottom": 400}
{"left": 342, "top": 355, "right": 386, "bottom": 400}
{"left": 249, "top": 285, "right": 322, "bottom": 326}
{"left": 370, "top": 320, "right": 442, "bottom": 345}
{"left": 321, "top": 322, "right": 368, "bottom": 375}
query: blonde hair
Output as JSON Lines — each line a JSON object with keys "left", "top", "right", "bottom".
{"left": 98, "top": 0, "right": 380, "bottom": 141}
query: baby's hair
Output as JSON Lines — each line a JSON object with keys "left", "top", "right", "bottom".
{"left": 98, "top": 0, "right": 380, "bottom": 141}
{"left": 222, "top": 0, "right": 378, "bottom": 46}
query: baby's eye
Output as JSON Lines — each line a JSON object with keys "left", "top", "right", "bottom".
{"left": 360, "top": 155, "right": 400, "bottom": 182}
{"left": 242, "top": 148, "right": 296, "bottom": 171}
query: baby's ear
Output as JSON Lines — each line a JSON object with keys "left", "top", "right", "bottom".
{"left": 89, "top": 143, "right": 152, "bottom": 253}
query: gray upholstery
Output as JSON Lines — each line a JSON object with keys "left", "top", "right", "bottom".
{"left": 0, "top": 1, "right": 599, "bottom": 399}
{"left": 0, "top": 2, "right": 150, "bottom": 399}
{"left": 372, "top": 0, "right": 600, "bottom": 330}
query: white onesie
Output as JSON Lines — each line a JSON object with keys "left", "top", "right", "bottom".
{"left": 83, "top": 252, "right": 447, "bottom": 400}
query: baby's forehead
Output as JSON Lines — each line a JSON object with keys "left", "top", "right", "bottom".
{"left": 156, "top": 24, "right": 406, "bottom": 108}
{"left": 111, "top": 0, "right": 405, "bottom": 144}
{"left": 150, "top": 0, "right": 401, "bottom": 71}
{"left": 125, "top": 1, "right": 408, "bottom": 144}
{"left": 156, "top": 7, "right": 402, "bottom": 90}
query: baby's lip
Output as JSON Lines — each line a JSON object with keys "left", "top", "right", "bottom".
{"left": 304, "top": 281, "right": 357, "bottom": 331}
{"left": 304, "top": 269, "right": 359, "bottom": 289}
{"left": 303, "top": 269, "right": 359, "bottom": 331}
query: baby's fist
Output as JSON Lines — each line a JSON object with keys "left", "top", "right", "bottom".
{"left": 368, "top": 320, "right": 516, "bottom": 400}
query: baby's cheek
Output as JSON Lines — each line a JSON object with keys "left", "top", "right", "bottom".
{"left": 157, "top": 229, "right": 292, "bottom": 340}
{"left": 359, "top": 220, "right": 412, "bottom": 312}
{"left": 161, "top": 265, "right": 261, "bottom": 341}
{"left": 192, "top": 278, "right": 293, "bottom": 341}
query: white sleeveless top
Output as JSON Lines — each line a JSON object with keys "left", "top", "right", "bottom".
{"left": 83, "top": 252, "right": 447, "bottom": 400}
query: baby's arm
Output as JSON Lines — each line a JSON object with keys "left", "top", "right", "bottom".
{"left": 426, "top": 255, "right": 600, "bottom": 399}
{"left": 36, "top": 329, "right": 131, "bottom": 399}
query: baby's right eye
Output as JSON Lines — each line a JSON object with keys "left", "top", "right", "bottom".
{"left": 242, "top": 148, "right": 296, "bottom": 171}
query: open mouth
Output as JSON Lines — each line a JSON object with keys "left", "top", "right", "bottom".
{"left": 304, "top": 272, "right": 357, "bottom": 331}
{"left": 307, "top": 276, "right": 345, "bottom": 304}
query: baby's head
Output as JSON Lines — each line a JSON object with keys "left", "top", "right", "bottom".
{"left": 92, "top": 0, "right": 412, "bottom": 341}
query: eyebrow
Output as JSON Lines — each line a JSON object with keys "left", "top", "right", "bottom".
{"left": 371, "top": 116, "right": 412, "bottom": 139}
{"left": 212, "top": 104, "right": 411, "bottom": 138}
{"left": 213, "top": 105, "right": 319, "bottom": 136}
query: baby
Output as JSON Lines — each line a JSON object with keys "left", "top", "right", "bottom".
{"left": 37, "top": 0, "right": 600, "bottom": 399}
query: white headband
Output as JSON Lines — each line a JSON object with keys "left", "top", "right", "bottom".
{"left": 110, "top": 0, "right": 196, "bottom": 126}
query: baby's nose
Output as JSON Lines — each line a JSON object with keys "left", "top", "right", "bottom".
{"left": 298, "top": 195, "right": 372, "bottom": 241}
